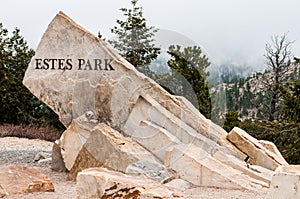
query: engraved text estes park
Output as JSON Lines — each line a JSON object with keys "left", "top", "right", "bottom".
{"left": 34, "top": 58, "right": 114, "bottom": 71}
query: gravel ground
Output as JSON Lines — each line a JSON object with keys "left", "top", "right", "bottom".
{"left": 0, "top": 137, "right": 76, "bottom": 199}
{"left": 0, "top": 137, "right": 268, "bottom": 199}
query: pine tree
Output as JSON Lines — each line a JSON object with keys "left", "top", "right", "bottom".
{"left": 223, "top": 111, "right": 240, "bottom": 132}
{"left": 0, "top": 23, "right": 62, "bottom": 128}
{"left": 166, "top": 45, "right": 212, "bottom": 118}
{"left": 281, "top": 81, "right": 300, "bottom": 123}
{"left": 109, "top": 0, "right": 160, "bottom": 77}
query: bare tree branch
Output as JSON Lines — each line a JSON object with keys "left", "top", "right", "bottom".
{"left": 261, "top": 33, "right": 293, "bottom": 121}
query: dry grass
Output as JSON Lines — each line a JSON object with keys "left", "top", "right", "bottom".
{"left": 0, "top": 124, "right": 63, "bottom": 142}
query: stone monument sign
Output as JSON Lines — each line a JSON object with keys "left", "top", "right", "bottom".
{"left": 23, "top": 12, "right": 289, "bottom": 193}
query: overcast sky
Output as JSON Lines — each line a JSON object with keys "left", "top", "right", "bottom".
{"left": 1, "top": 0, "right": 299, "bottom": 68}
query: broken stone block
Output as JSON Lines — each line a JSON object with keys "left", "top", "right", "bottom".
{"left": 212, "top": 150, "right": 273, "bottom": 184}
{"left": 227, "top": 127, "right": 288, "bottom": 170}
{"left": 258, "top": 140, "right": 288, "bottom": 165}
{"left": 51, "top": 140, "right": 67, "bottom": 172}
{"left": 76, "top": 167, "right": 185, "bottom": 199}
{"left": 124, "top": 94, "right": 246, "bottom": 162}
{"left": 68, "top": 123, "right": 163, "bottom": 181}
{"left": 22, "top": 12, "right": 241, "bottom": 163}
{"left": 59, "top": 112, "right": 97, "bottom": 171}
{"left": 267, "top": 165, "right": 300, "bottom": 199}
{"left": 165, "top": 144, "right": 268, "bottom": 190}
{"left": 0, "top": 165, "right": 54, "bottom": 197}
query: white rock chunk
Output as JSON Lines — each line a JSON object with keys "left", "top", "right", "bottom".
{"left": 267, "top": 165, "right": 300, "bottom": 199}
{"left": 59, "top": 113, "right": 97, "bottom": 170}
{"left": 76, "top": 167, "right": 185, "bottom": 199}
{"left": 165, "top": 144, "right": 269, "bottom": 190}
{"left": 67, "top": 123, "right": 173, "bottom": 181}
{"left": 227, "top": 127, "right": 288, "bottom": 170}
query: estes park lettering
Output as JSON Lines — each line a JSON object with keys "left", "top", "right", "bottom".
{"left": 34, "top": 58, "right": 114, "bottom": 71}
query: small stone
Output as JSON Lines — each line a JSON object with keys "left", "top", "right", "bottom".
{"left": 34, "top": 152, "right": 51, "bottom": 162}
{"left": 38, "top": 157, "right": 52, "bottom": 165}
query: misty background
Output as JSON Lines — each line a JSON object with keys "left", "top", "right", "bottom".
{"left": 1, "top": 0, "right": 299, "bottom": 70}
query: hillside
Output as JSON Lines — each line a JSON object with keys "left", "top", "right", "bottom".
{"left": 210, "top": 63, "right": 300, "bottom": 122}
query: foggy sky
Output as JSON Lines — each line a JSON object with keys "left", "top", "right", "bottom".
{"left": 1, "top": 0, "right": 299, "bottom": 68}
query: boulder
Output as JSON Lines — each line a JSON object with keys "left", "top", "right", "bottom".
{"left": 76, "top": 167, "right": 185, "bottom": 199}
{"left": 124, "top": 94, "right": 246, "bottom": 163}
{"left": 22, "top": 11, "right": 289, "bottom": 191}
{"left": 22, "top": 12, "right": 240, "bottom": 161}
{"left": 267, "top": 165, "right": 300, "bottom": 199}
{"left": 212, "top": 150, "right": 273, "bottom": 184}
{"left": 227, "top": 127, "right": 288, "bottom": 170}
{"left": 68, "top": 123, "right": 172, "bottom": 181}
{"left": 258, "top": 140, "right": 288, "bottom": 165}
{"left": 0, "top": 165, "right": 54, "bottom": 197}
{"left": 165, "top": 144, "right": 269, "bottom": 190}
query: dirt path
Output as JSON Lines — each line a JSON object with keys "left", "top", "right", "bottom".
{"left": 0, "top": 137, "right": 268, "bottom": 199}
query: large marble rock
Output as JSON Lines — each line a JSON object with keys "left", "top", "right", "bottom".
{"left": 76, "top": 167, "right": 185, "bottom": 199}
{"left": 22, "top": 12, "right": 239, "bottom": 158}
{"left": 267, "top": 165, "right": 300, "bottom": 199}
{"left": 212, "top": 150, "right": 273, "bottom": 184}
{"left": 227, "top": 127, "right": 288, "bottom": 170}
{"left": 123, "top": 94, "right": 246, "bottom": 163}
{"left": 165, "top": 144, "right": 269, "bottom": 190}
{"left": 23, "top": 11, "right": 288, "bottom": 191}
{"left": 0, "top": 165, "right": 54, "bottom": 197}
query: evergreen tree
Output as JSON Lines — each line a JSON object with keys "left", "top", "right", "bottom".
{"left": 280, "top": 81, "right": 300, "bottom": 123}
{"left": 0, "top": 23, "right": 62, "bottom": 128}
{"left": 166, "top": 45, "right": 212, "bottom": 118}
{"left": 109, "top": 0, "right": 160, "bottom": 76}
{"left": 223, "top": 111, "right": 240, "bottom": 132}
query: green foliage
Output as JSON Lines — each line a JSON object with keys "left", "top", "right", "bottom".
{"left": 223, "top": 111, "right": 240, "bottom": 132}
{"left": 166, "top": 45, "right": 212, "bottom": 118}
{"left": 0, "top": 23, "right": 63, "bottom": 129}
{"left": 280, "top": 81, "right": 300, "bottom": 123}
{"left": 240, "top": 120, "right": 300, "bottom": 164}
{"left": 109, "top": 0, "right": 160, "bottom": 76}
